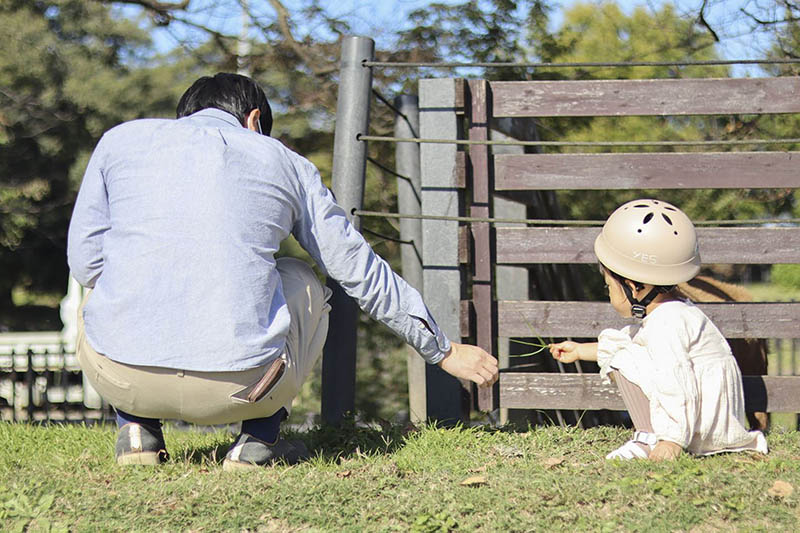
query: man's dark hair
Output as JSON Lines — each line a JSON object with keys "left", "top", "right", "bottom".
{"left": 176, "top": 73, "right": 273, "bottom": 135}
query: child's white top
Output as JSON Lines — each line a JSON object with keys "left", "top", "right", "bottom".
{"left": 597, "top": 299, "right": 759, "bottom": 454}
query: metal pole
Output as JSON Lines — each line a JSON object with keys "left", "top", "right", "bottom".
{"left": 330, "top": 36, "right": 374, "bottom": 231}
{"left": 394, "top": 95, "right": 425, "bottom": 423}
{"left": 394, "top": 95, "right": 422, "bottom": 289}
{"left": 322, "top": 36, "right": 374, "bottom": 426}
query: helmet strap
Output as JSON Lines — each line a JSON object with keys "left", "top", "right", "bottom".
{"left": 613, "top": 274, "right": 662, "bottom": 319}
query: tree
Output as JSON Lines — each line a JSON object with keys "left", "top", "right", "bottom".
{"left": 536, "top": 2, "right": 793, "bottom": 225}
{"left": 689, "top": 0, "right": 800, "bottom": 64}
{"left": 0, "top": 0, "right": 189, "bottom": 328}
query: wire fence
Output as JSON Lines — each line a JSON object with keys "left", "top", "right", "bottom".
{"left": 364, "top": 59, "right": 800, "bottom": 429}
{"left": 363, "top": 58, "right": 800, "bottom": 69}
{"left": 362, "top": 62, "right": 800, "bottom": 235}
{"left": 353, "top": 209, "right": 800, "bottom": 228}
{"left": 359, "top": 134, "right": 800, "bottom": 148}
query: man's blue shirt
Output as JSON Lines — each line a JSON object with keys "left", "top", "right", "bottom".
{"left": 67, "top": 108, "right": 450, "bottom": 371}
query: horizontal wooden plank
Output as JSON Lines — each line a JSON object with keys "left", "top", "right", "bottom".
{"left": 498, "top": 301, "right": 800, "bottom": 339}
{"left": 491, "top": 78, "right": 800, "bottom": 117}
{"left": 495, "top": 152, "right": 800, "bottom": 190}
{"left": 501, "top": 372, "right": 624, "bottom": 410}
{"left": 496, "top": 227, "right": 800, "bottom": 265}
{"left": 741, "top": 376, "right": 800, "bottom": 413}
{"left": 500, "top": 373, "right": 800, "bottom": 412}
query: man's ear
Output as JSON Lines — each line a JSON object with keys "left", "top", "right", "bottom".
{"left": 246, "top": 109, "right": 262, "bottom": 134}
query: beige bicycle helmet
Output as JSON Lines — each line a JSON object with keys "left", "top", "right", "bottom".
{"left": 595, "top": 199, "right": 701, "bottom": 318}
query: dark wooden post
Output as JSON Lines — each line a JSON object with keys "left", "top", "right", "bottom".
{"left": 467, "top": 79, "right": 497, "bottom": 412}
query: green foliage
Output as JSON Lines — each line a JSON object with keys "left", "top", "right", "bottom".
{"left": 758, "top": 1, "right": 800, "bottom": 70}
{"left": 553, "top": 2, "right": 726, "bottom": 79}
{"left": 536, "top": 3, "right": 796, "bottom": 225}
{"left": 399, "top": 1, "right": 550, "bottom": 64}
{"left": 771, "top": 264, "right": 800, "bottom": 290}
{"left": 0, "top": 0, "right": 189, "bottom": 322}
{"left": 1, "top": 489, "right": 67, "bottom": 533}
{"left": 411, "top": 511, "right": 459, "bottom": 532}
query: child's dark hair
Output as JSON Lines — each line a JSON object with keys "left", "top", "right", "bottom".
{"left": 176, "top": 73, "right": 273, "bottom": 136}
{"left": 598, "top": 262, "right": 676, "bottom": 295}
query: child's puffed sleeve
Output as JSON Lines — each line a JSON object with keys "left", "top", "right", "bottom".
{"left": 597, "top": 326, "right": 644, "bottom": 383}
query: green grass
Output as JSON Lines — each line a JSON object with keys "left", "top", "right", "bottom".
{"left": 766, "top": 338, "right": 800, "bottom": 431}
{"left": 745, "top": 282, "right": 800, "bottom": 303}
{"left": 1, "top": 422, "right": 799, "bottom": 532}
{"left": 743, "top": 282, "right": 800, "bottom": 431}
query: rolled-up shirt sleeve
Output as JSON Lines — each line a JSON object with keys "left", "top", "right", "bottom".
{"left": 67, "top": 139, "right": 110, "bottom": 288}
{"left": 290, "top": 157, "right": 451, "bottom": 364}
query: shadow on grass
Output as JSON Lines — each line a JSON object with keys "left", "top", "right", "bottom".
{"left": 167, "top": 413, "right": 590, "bottom": 466}
{"left": 165, "top": 415, "right": 405, "bottom": 465}
{"left": 296, "top": 414, "right": 541, "bottom": 462}
{"left": 173, "top": 441, "right": 232, "bottom": 465}
{"left": 164, "top": 421, "right": 238, "bottom": 465}
{"left": 298, "top": 414, "right": 409, "bottom": 461}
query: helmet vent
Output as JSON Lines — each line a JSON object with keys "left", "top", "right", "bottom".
{"left": 642, "top": 212, "right": 654, "bottom": 224}
{"left": 634, "top": 204, "right": 649, "bottom": 208}
{"left": 662, "top": 214, "right": 673, "bottom": 225}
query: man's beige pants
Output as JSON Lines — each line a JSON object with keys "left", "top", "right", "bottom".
{"left": 76, "top": 257, "right": 331, "bottom": 425}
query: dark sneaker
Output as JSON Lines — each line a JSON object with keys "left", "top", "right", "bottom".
{"left": 222, "top": 434, "right": 310, "bottom": 470}
{"left": 115, "top": 423, "right": 169, "bottom": 465}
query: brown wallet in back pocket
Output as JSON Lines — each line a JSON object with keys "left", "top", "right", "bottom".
{"left": 233, "top": 357, "right": 286, "bottom": 403}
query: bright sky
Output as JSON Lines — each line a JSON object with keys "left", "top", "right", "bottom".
{"left": 139, "top": 0, "right": 776, "bottom": 77}
{"left": 334, "top": 0, "right": 772, "bottom": 77}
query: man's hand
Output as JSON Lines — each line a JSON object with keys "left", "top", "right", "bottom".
{"left": 649, "top": 440, "right": 682, "bottom": 461}
{"left": 438, "top": 342, "right": 498, "bottom": 387}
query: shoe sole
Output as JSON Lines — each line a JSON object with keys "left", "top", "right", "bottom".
{"left": 117, "top": 452, "right": 163, "bottom": 466}
{"left": 222, "top": 459, "right": 263, "bottom": 471}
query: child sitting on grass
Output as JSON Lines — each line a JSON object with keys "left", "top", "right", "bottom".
{"left": 549, "top": 199, "right": 768, "bottom": 461}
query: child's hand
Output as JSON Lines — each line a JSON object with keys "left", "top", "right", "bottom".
{"left": 649, "top": 441, "right": 682, "bottom": 461}
{"left": 549, "top": 341, "right": 581, "bottom": 363}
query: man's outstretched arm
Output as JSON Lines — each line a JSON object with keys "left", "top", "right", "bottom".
{"left": 289, "top": 156, "right": 499, "bottom": 386}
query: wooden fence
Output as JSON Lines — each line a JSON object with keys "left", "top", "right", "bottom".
{"left": 415, "top": 75, "right": 800, "bottom": 422}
